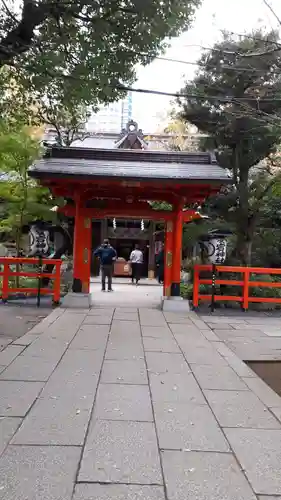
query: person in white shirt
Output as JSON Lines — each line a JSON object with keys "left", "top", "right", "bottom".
{"left": 130, "top": 244, "right": 143, "bottom": 285}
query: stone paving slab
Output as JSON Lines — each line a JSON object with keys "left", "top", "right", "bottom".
{"left": 143, "top": 336, "right": 181, "bottom": 353}
{"left": 164, "top": 313, "right": 194, "bottom": 325}
{"left": 94, "top": 383, "right": 153, "bottom": 421}
{"left": 73, "top": 484, "right": 165, "bottom": 500}
{"left": 153, "top": 401, "right": 230, "bottom": 452}
{"left": 190, "top": 317, "right": 212, "bottom": 330}
{"left": 101, "top": 359, "right": 147, "bottom": 384}
{"left": 23, "top": 338, "right": 70, "bottom": 361}
{"left": 149, "top": 372, "right": 206, "bottom": 404}
{"left": 0, "top": 345, "right": 26, "bottom": 366}
{"left": 271, "top": 407, "right": 281, "bottom": 422}
{"left": 113, "top": 311, "right": 139, "bottom": 321}
{"left": 0, "top": 417, "right": 22, "bottom": 456}
{"left": 0, "top": 445, "right": 81, "bottom": 500}
{"left": 205, "top": 390, "right": 281, "bottom": 429}
{"left": 109, "top": 324, "right": 141, "bottom": 337}
{"left": 172, "top": 332, "right": 212, "bottom": 350}
{"left": 146, "top": 352, "right": 191, "bottom": 374}
{"left": 2, "top": 305, "right": 281, "bottom": 497}
{"left": 0, "top": 354, "right": 60, "bottom": 382}
{"left": 12, "top": 333, "right": 40, "bottom": 346}
{"left": 169, "top": 323, "right": 203, "bottom": 336}
{"left": 208, "top": 323, "right": 234, "bottom": 329}
{"left": 177, "top": 343, "right": 229, "bottom": 366}
{"left": 141, "top": 325, "right": 173, "bottom": 338}
{"left": 110, "top": 320, "right": 143, "bottom": 331}
{"left": 200, "top": 328, "right": 222, "bottom": 342}
{"left": 0, "top": 337, "right": 13, "bottom": 351}
{"left": 213, "top": 342, "right": 256, "bottom": 377}
{"left": 203, "top": 314, "right": 281, "bottom": 361}
{"left": 12, "top": 388, "right": 98, "bottom": 445}
{"left": 139, "top": 314, "right": 167, "bottom": 327}
{"left": 69, "top": 326, "right": 109, "bottom": 351}
{"left": 11, "top": 349, "right": 101, "bottom": 446}
{"left": 259, "top": 497, "right": 281, "bottom": 500}
{"left": 78, "top": 419, "right": 162, "bottom": 484}
{"left": 243, "top": 376, "right": 281, "bottom": 408}
{"left": 82, "top": 315, "right": 112, "bottom": 325}
{"left": 0, "top": 381, "right": 44, "bottom": 417}
{"left": 39, "top": 349, "right": 103, "bottom": 398}
{"left": 192, "top": 364, "right": 248, "bottom": 391}
{"left": 161, "top": 450, "right": 257, "bottom": 500}
{"left": 88, "top": 307, "right": 115, "bottom": 316}
{"left": 225, "top": 428, "right": 281, "bottom": 495}
{"left": 202, "top": 316, "right": 248, "bottom": 324}
{"left": 213, "top": 328, "right": 266, "bottom": 339}
{"left": 105, "top": 342, "right": 144, "bottom": 360}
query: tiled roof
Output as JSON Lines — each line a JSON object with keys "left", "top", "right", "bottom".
{"left": 29, "top": 147, "right": 231, "bottom": 183}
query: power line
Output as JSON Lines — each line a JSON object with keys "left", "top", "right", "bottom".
{"left": 116, "top": 85, "right": 281, "bottom": 103}
{"left": 155, "top": 56, "right": 276, "bottom": 74}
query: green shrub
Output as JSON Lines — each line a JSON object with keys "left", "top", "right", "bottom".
{"left": 249, "top": 274, "right": 281, "bottom": 299}
{"left": 180, "top": 283, "right": 193, "bottom": 299}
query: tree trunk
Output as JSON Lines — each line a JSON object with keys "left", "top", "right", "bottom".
{"left": 15, "top": 227, "right": 21, "bottom": 289}
{"left": 232, "top": 148, "right": 253, "bottom": 265}
{"left": 234, "top": 231, "right": 253, "bottom": 266}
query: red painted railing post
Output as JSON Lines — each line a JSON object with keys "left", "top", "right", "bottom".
{"left": 193, "top": 265, "right": 200, "bottom": 307}
{"left": 2, "top": 261, "right": 9, "bottom": 301}
{"left": 243, "top": 268, "right": 250, "bottom": 311}
{"left": 53, "top": 261, "right": 61, "bottom": 304}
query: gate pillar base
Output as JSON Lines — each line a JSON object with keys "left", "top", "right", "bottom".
{"left": 162, "top": 296, "right": 190, "bottom": 312}
{"left": 61, "top": 292, "right": 91, "bottom": 309}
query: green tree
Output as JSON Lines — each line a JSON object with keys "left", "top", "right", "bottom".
{"left": 0, "top": 0, "right": 200, "bottom": 110}
{"left": 0, "top": 66, "right": 91, "bottom": 146}
{"left": 39, "top": 100, "right": 91, "bottom": 147}
{"left": 0, "top": 125, "right": 55, "bottom": 255}
{"left": 178, "top": 30, "right": 281, "bottom": 264}
{"left": 163, "top": 114, "right": 200, "bottom": 152}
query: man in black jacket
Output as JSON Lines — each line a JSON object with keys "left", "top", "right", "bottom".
{"left": 94, "top": 239, "right": 117, "bottom": 291}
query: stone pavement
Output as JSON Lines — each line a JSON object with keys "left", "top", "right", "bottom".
{"left": 200, "top": 311, "right": 281, "bottom": 361}
{"left": 90, "top": 278, "right": 163, "bottom": 308}
{"left": 0, "top": 302, "right": 51, "bottom": 351}
{"left": 0, "top": 306, "right": 281, "bottom": 499}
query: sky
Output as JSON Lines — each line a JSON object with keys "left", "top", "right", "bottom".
{"left": 132, "top": 0, "right": 281, "bottom": 131}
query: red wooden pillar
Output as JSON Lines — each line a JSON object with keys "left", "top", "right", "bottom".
{"left": 72, "top": 201, "right": 92, "bottom": 293}
{"left": 164, "top": 219, "right": 173, "bottom": 297}
{"left": 171, "top": 207, "right": 183, "bottom": 296}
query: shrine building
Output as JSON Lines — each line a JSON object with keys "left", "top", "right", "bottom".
{"left": 29, "top": 120, "right": 230, "bottom": 304}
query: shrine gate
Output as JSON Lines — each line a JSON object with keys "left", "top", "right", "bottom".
{"left": 29, "top": 146, "right": 230, "bottom": 303}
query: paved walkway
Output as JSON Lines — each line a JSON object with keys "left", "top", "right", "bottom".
{"left": 1, "top": 306, "right": 281, "bottom": 499}
{"left": 0, "top": 302, "right": 50, "bottom": 351}
{"left": 90, "top": 278, "right": 163, "bottom": 308}
{"left": 200, "top": 311, "right": 281, "bottom": 361}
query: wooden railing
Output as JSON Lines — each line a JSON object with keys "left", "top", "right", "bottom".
{"left": 0, "top": 257, "right": 62, "bottom": 304}
{"left": 193, "top": 264, "right": 281, "bottom": 310}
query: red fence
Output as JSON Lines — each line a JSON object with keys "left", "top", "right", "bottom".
{"left": 0, "top": 257, "right": 62, "bottom": 304}
{"left": 193, "top": 264, "right": 281, "bottom": 310}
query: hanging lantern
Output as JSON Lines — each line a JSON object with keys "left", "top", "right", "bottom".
{"left": 113, "top": 218, "right": 117, "bottom": 230}
{"left": 199, "top": 230, "right": 232, "bottom": 265}
{"left": 141, "top": 219, "right": 144, "bottom": 231}
{"left": 203, "top": 238, "right": 227, "bottom": 264}
{"left": 28, "top": 223, "right": 50, "bottom": 257}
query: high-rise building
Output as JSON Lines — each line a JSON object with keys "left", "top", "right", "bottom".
{"left": 87, "top": 92, "right": 133, "bottom": 133}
